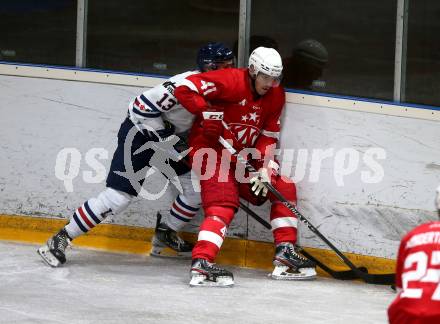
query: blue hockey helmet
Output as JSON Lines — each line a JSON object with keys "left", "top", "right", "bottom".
{"left": 197, "top": 42, "right": 234, "bottom": 71}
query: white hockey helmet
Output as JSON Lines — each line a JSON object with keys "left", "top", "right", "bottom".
{"left": 248, "top": 46, "right": 283, "bottom": 79}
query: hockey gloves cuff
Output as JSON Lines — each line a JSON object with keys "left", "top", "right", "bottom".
{"left": 202, "top": 107, "right": 224, "bottom": 143}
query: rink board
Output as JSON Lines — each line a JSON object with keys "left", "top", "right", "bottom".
{"left": 0, "top": 64, "right": 439, "bottom": 269}
{"left": 0, "top": 214, "right": 395, "bottom": 276}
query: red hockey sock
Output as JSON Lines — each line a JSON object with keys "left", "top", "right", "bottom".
{"left": 192, "top": 206, "right": 235, "bottom": 262}
{"left": 270, "top": 201, "right": 298, "bottom": 245}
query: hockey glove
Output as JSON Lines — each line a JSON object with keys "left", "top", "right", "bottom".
{"left": 156, "top": 123, "right": 191, "bottom": 157}
{"left": 249, "top": 160, "right": 280, "bottom": 197}
{"left": 202, "top": 107, "right": 224, "bottom": 143}
{"left": 138, "top": 119, "right": 176, "bottom": 142}
{"left": 155, "top": 120, "right": 176, "bottom": 140}
{"left": 174, "top": 136, "right": 190, "bottom": 153}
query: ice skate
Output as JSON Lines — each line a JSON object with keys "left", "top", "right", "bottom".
{"left": 189, "top": 258, "right": 234, "bottom": 287}
{"left": 150, "top": 212, "right": 193, "bottom": 259}
{"left": 37, "top": 228, "right": 71, "bottom": 267}
{"left": 271, "top": 243, "right": 317, "bottom": 280}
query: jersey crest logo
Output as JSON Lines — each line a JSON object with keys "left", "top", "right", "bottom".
{"left": 230, "top": 124, "right": 260, "bottom": 146}
{"left": 238, "top": 99, "right": 247, "bottom": 106}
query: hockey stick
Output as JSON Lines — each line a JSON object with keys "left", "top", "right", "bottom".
{"left": 220, "top": 137, "right": 395, "bottom": 285}
{"left": 238, "top": 201, "right": 362, "bottom": 280}
{"left": 150, "top": 133, "right": 358, "bottom": 279}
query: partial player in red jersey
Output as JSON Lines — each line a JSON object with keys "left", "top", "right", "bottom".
{"left": 388, "top": 185, "right": 440, "bottom": 324}
{"left": 174, "top": 47, "right": 317, "bottom": 287}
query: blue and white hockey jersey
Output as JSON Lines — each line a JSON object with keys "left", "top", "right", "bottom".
{"left": 128, "top": 71, "right": 198, "bottom": 136}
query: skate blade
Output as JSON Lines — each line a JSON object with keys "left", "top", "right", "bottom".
{"left": 37, "top": 246, "right": 61, "bottom": 268}
{"left": 189, "top": 274, "right": 234, "bottom": 287}
{"left": 271, "top": 265, "right": 317, "bottom": 280}
{"left": 150, "top": 246, "right": 192, "bottom": 259}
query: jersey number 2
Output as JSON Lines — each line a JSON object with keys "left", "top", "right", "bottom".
{"left": 401, "top": 250, "right": 440, "bottom": 300}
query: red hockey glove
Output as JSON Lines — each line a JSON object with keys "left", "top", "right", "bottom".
{"left": 202, "top": 106, "right": 224, "bottom": 143}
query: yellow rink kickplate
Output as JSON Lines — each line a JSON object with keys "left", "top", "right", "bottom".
{"left": 0, "top": 214, "right": 395, "bottom": 277}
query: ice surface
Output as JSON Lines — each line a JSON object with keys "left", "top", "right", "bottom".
{"left": 0, "top": 241, "right": 395, "bottom": 324}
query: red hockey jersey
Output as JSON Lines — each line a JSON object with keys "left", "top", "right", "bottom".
{"left": 388, "top": 221, "right": 440, "bottom": 323}
{"left": 174, "top": 68, "right": 285, "bottom": 158}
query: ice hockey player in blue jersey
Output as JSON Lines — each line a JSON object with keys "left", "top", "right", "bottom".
{"left": 38, "top": 43, "right": 234, "bottom": 267}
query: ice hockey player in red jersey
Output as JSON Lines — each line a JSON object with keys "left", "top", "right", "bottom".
{"left": 388, "top": 185, "right": 440, "bottom": 323}
{"left": 37, "top": 43, "right": 234, "bottom": 267}
{"left": 174, "top": 47, "right": 317, "bottom": 287}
